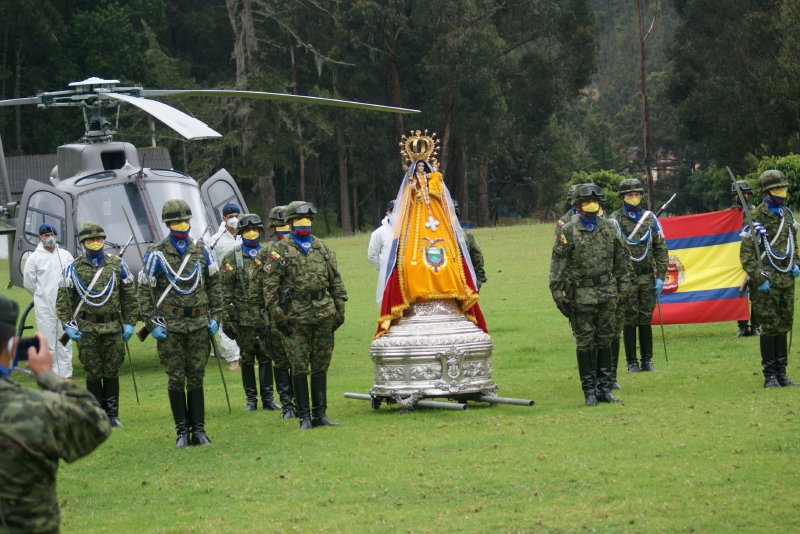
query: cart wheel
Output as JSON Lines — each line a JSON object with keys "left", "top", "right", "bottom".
{"left": 371, "top": 396, "right": 382, "bottom": 410}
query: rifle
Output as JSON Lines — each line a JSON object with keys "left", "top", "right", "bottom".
{"left": 727, "top": 167, "right": 770, "bottom": 285}
{"left": 655, "top": 193, "right": 677, "bottom": 218}
{"left": 121, "top": 208, "right": 163, "bottom": 342}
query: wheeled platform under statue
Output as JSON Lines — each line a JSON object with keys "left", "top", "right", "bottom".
{"left": 345, "top": 299, "right": 534, "bottom": 413}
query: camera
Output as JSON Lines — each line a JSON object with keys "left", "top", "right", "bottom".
{"left": 16, "top": 337, "right": 39, "bottom": 362}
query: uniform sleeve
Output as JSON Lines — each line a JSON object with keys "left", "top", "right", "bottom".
{"left": 37, "top": 371, "right": 111, "bottom": 463}
{"left": 613, "top": 232, "right": 631, "bottom": 296}
{"left": 203, "top": 242, "right": 223, "bottom": 322}
{"left": 367, "top": 231, "right": 382, "bottom": 270}
{"left": 651, "top": 218, "right": 669, "bottom": 281}
{"left": 326, "top": 250, "right": 348, "bottom": 310}
{"left": 118, "top": 259, "right": 139, "bottom": 325}
{"left": 263, "top": 250, "right": 286, "bottom": 322}
{"left": 137, "top": 248, "right": 159, "bottom": 322}
{"left": 549, "top": 231, "right": 571, "bottom": 299}
{"left": 23, "top": 255, "right": 36, "bottom": 295}
{"left": 218, "top": 250, "right": 235, "bottom": 324}
{"left": 466, "top": 233, "right": 487, "bottom": 287}
{"left": 55, "top": 262, "right": 74, "bottom": 325}
{"left": 739, "top": 225, "right": 764, "bottom": 284}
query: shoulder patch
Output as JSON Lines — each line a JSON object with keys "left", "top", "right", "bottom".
{"left": 254, "top": 258, "right": 262, "bottom": 268}
{"left": 556, "top": 234, "right": 568, "bottom": 246}
{"left": 270, "top": 251, "right": 281, "bottom": 262}
{"left": 224, "top": 263, "right": 233, "bottom": 273}
{"left": 557, "top": 220, "right": 565, "bottom": 228}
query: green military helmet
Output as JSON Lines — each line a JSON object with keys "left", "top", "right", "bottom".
{"left": 617, "top": 178, "right": 645, "bottom": 197}
{"left": 268, "top": 205, "right": 287, "bottom": 228}
{"left": 161, "top": 198, "right": 192, "bottom": 222}
{"left": 757, "top": 170, "right": 788, "bottom": 192}
{"left": 0, "top": 294, "right": 19, "bottom": 326}
{"left": 731, "top": 180, "right": 753, "bottom": 194}
{"left": 236, "top": 213, "right": 264, "bottom": 234}
{"left": 284, "top": 200, "right": 317, "bottom": 222}
{"left": 572, "top": 183, "right": 604, "bottom": 206}
{"left": 78, "top": 221, "right": 106, "bottom": 242}
{"left": 566, "top": 183, "right": 582, "bottom": 204}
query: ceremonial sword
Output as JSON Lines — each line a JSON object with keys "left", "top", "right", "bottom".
{"left": 116, "top": 233, "right": 139, "bottom": 405}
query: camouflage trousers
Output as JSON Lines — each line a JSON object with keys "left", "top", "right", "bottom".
{"left": 613, "top": 300, "right": 626, "bottom": 340}
{"left": 268, "top": 324, "right": 291, "bottom": 370}
{"left": 77, "top": 332, "right": 125, "bottom": 381}
{"left": 750, "top": 280, "right": 794, "bottom": 336}
{"left": 624, "top": 271, "right": 656, "bottom": 326}
{"left": 236, "top": 326, "right": 270, "bottom": 367}
{"left": 574, "top": 299, "right": 617, "bottom": 351}
{"left": 157, "top": 329, "right": 208, "bottom": 391}
{"left": 282, "top": 316, "right": 335, "bottom": 376}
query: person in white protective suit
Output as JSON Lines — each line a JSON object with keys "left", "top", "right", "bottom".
{"left": 367, "top": 201, "right": 395, "bottom": 304}
{"left": 23, "top": 223, "right": 75, "bottom": 378}
{"left": 209, "top": 203, "right": 242, "bottom": 371}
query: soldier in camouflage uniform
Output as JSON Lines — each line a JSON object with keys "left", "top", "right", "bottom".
{"left": 556, "top": 183, "right": 582, "bottom": 232}
{"left": 0, "top": 294, "right": 110, "bottom": 534}
{"left": 609, "top": 178, "right": 669, "bottom": 373}
{"left": 256, "top": 201, "right": 347, "bottom": 429}
{"left": 219, "top": 213, "right": 285, "bottom": 412}
{"left": 740, "top": 170, "right": 799, "bottom": 388}
{"left": 56, "top": 222, "right": 138, "bottom": 428}
{"left": 249, "top": 206, "right": 296, "bottom": 419}
{"left": 137, "top": 199, "right": 222, "bottom": 448}
{"left": 550, "top": 184, "right": 630, "bottom": 405}
{"left": 731, "top": 180, "right": 760, "bottom": 337}
{"left": 453, "top": 200, "right": 487, "bottom": 291}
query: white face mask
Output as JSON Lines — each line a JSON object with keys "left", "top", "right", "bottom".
{"left": 226, "top": 217, "right": 239, "bottom": 229}
{"left": 44, "top": 236, "right": 57, "bottom": 248}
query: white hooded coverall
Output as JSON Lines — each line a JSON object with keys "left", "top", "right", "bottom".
{"left": 211, "top": 222, "right": 241, "bottom": 363}
{"left": 23, "top": 243, "right": 75, "bottom": 378}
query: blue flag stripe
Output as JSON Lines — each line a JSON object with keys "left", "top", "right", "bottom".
{"left": 665, "top": 230, "right": 741, "bottom": 251}
{"left": 659, "top": 286, "right": 741, "bottom": 304}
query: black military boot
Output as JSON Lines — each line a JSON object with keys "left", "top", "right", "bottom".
{"left": 187, "top": 388, "right": 212, "bottom": 445}
{"left": 760, "top": 335, "right": 781, "bottom": 388}
{"left": 610, "top": 338, "right": 622, "bottom": 390}
{"left": 639, "top": 325, "right": 657, "bottom": 372}
{"left": 774, "top": 334, "right": 796, "bottom": 386}
{"left": 274, "top": 367, "right": 295, "bottom": 419}
{"left": 259, "top": 363, "right": 281, "bottom": 410}
{"left": 596, "top": 345, "right": 622, "bottom": 403}
{"left": 577, "top": 349, "right": 598, "bottom": 406}
{"left": 168, "top": 389, "right": 190, "bottom": 449}
{"left": 241, "top": 363, "right": 258, "bottom": 411}
{"left": 735, "top": 320, "right": 751, "bottom": 338}
{"left": 292, "top": 374, "right": 313, "bottom": 430}
{"left": 311, "top": 373, "right": 339, "bottom": 427}
{"left": 102, "top": 377, "right": 123, "bottom": 427}
{"left": 623, "top": 325, "right": 640, "bottom": 372}
{"left": 750, "top": 318, "right": 760, "bottom": 337}
{"left": 86, "top": 379, "right": 104, "bottom": 408}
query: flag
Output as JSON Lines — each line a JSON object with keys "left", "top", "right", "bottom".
{"left": 652, "top": 208, "right": 750, "bottom": 325}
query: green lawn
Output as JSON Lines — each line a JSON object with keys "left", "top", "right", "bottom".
{"left": 3, "top": 223, "right": 799, "bottom": 533}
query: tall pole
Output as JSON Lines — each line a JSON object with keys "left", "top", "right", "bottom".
{"left": 635, "top": 0, "right": 654, "bottom": 211}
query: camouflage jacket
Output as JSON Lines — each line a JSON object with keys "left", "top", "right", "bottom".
{"left": 555, "top": 209, "right": 576, "bottom": 234}
{"left": 56, "top": 254, "right": 138, "bottom": 335}
{"left": 740, "top": 203, "right": 800, "bottom": 289}
{"left": 137, "top": 237, "right": 222, "bottom": 333}
{"left": 550, "top": 216, "right": 631, "bottom": 305}
{"left": 464, "top": 231, "right": 487, "bottom": 287}
{"left": 0, "top": 372, "right": 110, "bottom": 533}
{"left": 219, "top": 244, "right": 263, "bottom": 326}
{"left": 609, "top": 207, "right": 669, "bottom": 280}
{"left": 255, "top": 236, "right": 348, "bottom": 325}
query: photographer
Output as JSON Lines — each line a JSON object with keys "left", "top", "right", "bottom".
{"left": 0, "top": 295, "right": 111, "bottom": 533}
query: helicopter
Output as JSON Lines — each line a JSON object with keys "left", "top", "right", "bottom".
{"left": 0, "top": 77, "right": 418, "bottom": 289}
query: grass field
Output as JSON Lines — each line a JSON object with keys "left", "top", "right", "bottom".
{"left": 3, "top": 223, "right": 799, "bottom": 533}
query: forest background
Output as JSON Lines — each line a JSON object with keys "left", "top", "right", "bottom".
{"left": 1, "top": 0, "right": 800, "bottom": 231}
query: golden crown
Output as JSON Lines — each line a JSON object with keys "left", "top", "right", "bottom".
{"left": 400, "top": 130, "right": 440, "bottom": 170}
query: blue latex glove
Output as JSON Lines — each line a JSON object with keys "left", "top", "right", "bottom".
{"left": 65, "top": 326, "right": 82, "bottom": 341}
{"left": 151, "top": 326, "right": 168, "bottom": 340}
{"left": 792, "top": 265, "right": 800, "bottom": 279}
{"left": 654, "top": 278, "right": 665, "bottom": 296}
{"left": 122, "top": 324, "right": 134, "bottom": 342}
{"left": 757, "top": 279, "right": 771, "bottom": 293}
{"left": 207, "top": 320, "right": 219, "bottom": 336}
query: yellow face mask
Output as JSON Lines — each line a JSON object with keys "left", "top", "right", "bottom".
{"left": 242, "top": 229, "right": 260, "bottom": 240}
{"left": 170, "top": 221, "right": 190, "bottom": 232}
{"left": 771, "top": 187, "right": 788, "bottom": 198}
{"left": 582, "top": 201, "right": 600, "bottom": 214}
{"left": 624, "top": 194, "right": 642, "bottom": 206}
{"left": 276, "top": 225, "right": 290, "bottom": 232}
{"left": 84, "top": 240, "right": 104, "bottom": 251}
{"left": 294, "top": 218, "right": 313, "bottom": 228}
{"left": 598, "top": 206, "right": 605, "bottom": 216}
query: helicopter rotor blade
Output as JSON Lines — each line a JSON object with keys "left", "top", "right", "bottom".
{"left": 0, "top": 96, "right": 43, "bottom": 107}
{"left": 138, "top": 89, "right": 420, "bottom": 114}
{"left": 102, "top": 92, "right": 222, "bottom": 140}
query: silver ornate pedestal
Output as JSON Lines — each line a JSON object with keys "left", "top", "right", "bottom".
{"left": 368, "top": 299, "right": 498, "bottom": 412}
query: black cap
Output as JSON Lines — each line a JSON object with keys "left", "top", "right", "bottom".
{"left": 0, "top": 295, "right": 19, "bottom": 327}
{"left": 387, "top": 200, "right": 395, "bottom": 212}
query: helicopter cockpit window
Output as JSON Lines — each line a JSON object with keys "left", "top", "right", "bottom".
{"left": 146, "top": 181, "right": 213, "bottom": 241}
{"left": 207, "top": 180, "right": 238, "bottom": 227}
{"left": 24, "top": 191, "right": 66, "bottom": 246}
{"left": 75, "top": 171, "right": 117, "bottom": 187}
{"left": 150, "top": 169, "right": 190, "bottom": 179}
{"left": 75, "top": 183, "right": 157, "bottom": 247}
